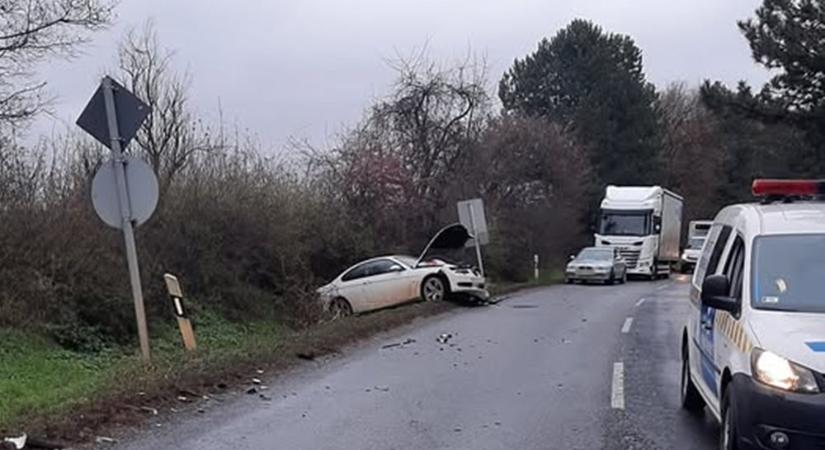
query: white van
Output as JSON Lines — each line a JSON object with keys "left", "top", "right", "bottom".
{"left": 680, "top": 180, "right": 825, "bottom": 450}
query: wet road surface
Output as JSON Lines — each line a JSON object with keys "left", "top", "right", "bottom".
{"left": 115, "top": 278, "right": 721, "bottom": 450}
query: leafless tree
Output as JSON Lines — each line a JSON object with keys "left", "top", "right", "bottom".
{"left": 118, "top": 21, "right": 213, "bottom": 192}
{"left": 0, "top": 0, "right": 113, "bottom": 130}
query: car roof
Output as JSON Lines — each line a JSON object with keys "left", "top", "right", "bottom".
{"left": 716, "top": 201, "right": 825, "bottom": 240}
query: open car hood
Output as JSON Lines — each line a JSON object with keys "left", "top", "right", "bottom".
{"left": 415, "top": 223, "right": 473, "bottom": 267}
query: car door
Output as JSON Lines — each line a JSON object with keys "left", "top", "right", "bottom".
{"left": 693, "top": 224, "right": 733, "bottom": 402}
{"left": 713, "top": 234, "right": 745, "bottom": 392}
{"left": 360, "top": 259, "right": 416, "bottom": 308}
{"left": 337, "top": 262, "right": 372, "bottom": 312}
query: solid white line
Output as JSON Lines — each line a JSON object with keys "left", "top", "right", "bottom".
{"left": 611, "top": 362, "right": 625, "bottom": 409}
{"left": 635, "top": 297, "right": 646, "bottom": 307}
{"left": 621, "top": 317, "right": 634, "bottom": 334}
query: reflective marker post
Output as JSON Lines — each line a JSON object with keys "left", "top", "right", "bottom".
{"left": 164, "top": 274, "right": 197, "bottom": 351}
{"left": 102, "top": 77, "right": 151, "bottom": 362}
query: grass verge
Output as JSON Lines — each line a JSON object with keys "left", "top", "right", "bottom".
{"left": 0, "top": 300, "right": 454, "bottom": 444}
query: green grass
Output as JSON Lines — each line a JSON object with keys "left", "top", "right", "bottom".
{"left": 0, "top": 312, "right": 288, "bottom": 432}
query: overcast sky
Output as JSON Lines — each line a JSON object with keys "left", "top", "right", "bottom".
{"left": 34, "top": 0, "right": 770, "bottom": 150}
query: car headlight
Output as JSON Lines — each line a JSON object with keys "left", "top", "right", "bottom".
{"left": 595, "top": 266, "right": 610, "bottom": 272}
{"left": 751, "top": 348, "right": 820, "bottom": 393}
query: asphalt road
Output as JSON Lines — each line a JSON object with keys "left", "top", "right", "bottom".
{"left": 115, "top": 277, "right": 721, "bottom": 450}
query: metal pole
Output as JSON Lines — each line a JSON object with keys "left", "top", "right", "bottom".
{"left": 534, "top": 254, "right": 539, "bottom": 281}
{"left": 102, "top": 77, "right": 151, "bottom": 362}
{"left": 467, "top": 203, "right": 484, "bottom": 277}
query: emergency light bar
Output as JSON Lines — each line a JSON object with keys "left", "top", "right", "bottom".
{"left": 752, "top": 179, "right": 825, "bottom": 197}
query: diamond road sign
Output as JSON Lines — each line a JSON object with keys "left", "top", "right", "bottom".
{"left": 76, "top": 76, "right": 150, "bottom": 150}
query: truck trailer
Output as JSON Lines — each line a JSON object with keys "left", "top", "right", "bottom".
{"left": 594, "top": 186, "right": 683, "bottom": 279}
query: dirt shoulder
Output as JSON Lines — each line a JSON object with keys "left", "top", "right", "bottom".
{"left": 7, "top": 299, "right": 460, "bottom": 449}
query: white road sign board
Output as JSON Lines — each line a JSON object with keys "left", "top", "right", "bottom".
{"left": 92, "top": 156, "right": 158, "bottom": 229}
{"left": 457, "top": 198, "right": 489, "bottom": 246}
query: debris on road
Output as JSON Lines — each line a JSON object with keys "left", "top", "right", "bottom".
{"left": 95, "top": 436, "right": 116, "bottom": 445}
{"left": 176, "top": 395, "right": 190, "bottom": 402}
{"left": 251, "top": 378, "right": 262, "bottom": 385}
{"left": 373, "top": 385, "right": 390, "bottom": 392}
{"left": 259, "top": 394, "right": 272, "bottom": 401}
{"left": 246, "top": 387, "right": 258, "bottom": 395}
{"left": 382, "top": 338, "right": 417, "bottom": 349}
{"left": 510, "top": 304, "right": 538, "bottom": 309}
{"left": 140, "top": 406, "right": 158, "bottom": 415}
{"left": 256, "top": 369, "right": 265, "bottom": 375}
{"left": 437, "top": 333, "right": 453, "bottom": 344}
{"left": 216, "top": 382, "right": 228, "bottom": 389}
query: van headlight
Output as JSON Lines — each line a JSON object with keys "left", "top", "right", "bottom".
{"left": 751, "top": 348, "right": 820, "bottom": 393}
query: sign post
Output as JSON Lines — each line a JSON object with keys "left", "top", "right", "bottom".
{"left": 457, "top": 198, "right": 489, "bottom": 277}
{"left": 77, "top": 76, "right": 154, "bottom": 362}
{"left": 102, "top": 77, "right": 150, "bottom": 362}
{"left": 534, "top": 254, "right": 540, "bottom": 281}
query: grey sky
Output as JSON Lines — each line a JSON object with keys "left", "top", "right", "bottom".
{"left": 35, "top": 0, "right": 770, "bottom": 149}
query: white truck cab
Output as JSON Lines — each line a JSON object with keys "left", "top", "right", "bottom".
{"left": 595, "top": 186, "right": 683, "bottom": 279}
{"left": 681, "top": 180, "right": 825, "bottom": 450}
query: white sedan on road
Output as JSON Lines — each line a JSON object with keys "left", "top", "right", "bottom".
{"left": 317, "top": 224, "right": 488, "bottom": 317}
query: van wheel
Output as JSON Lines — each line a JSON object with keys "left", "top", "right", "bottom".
{"left": 680, "top": 346, "right": 705, "bottom": 413}
{"left": 720, "top": 389, "right": 740, "bottom": 450}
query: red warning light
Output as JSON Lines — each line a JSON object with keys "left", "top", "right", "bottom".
{"left": 752, "top": 179, "right": 825, "bottom": 197}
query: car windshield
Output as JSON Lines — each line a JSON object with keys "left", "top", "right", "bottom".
{"left": 688, "top": 238, "right": 705, "bottom": 249}
{"left": 599, "top": 210, "right": 651, "bottom": 236}
{"left": 752, "top": 234, "right": 825, "bottom": 313}
{"left": 576, "top": 248, "right": 613, "bottom": 261}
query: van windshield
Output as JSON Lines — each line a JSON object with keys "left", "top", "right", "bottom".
{"left": 599, "top": 210, "right": 651, "bottom": 236}
{"left": 752, "top": 234, "right": 825, "bottom": 313}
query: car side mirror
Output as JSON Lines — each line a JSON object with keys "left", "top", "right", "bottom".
{"left": 701, "top": 274, "right": 738, "bottom": 313}
{"left": 569, "top": 255, "right": 576, "bottom": 261}
{"left": 389, "top": 264, "right": 404, "bottom": 272}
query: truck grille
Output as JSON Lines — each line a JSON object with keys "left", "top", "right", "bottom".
{"left": 619, "top": 248, "right": 641, "bottom": 268}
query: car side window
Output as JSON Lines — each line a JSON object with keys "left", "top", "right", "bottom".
{"left": 694, "top": 224, "right": 732, "bottom": 285}
{"left": 725, "top": 236, "right": 746, "bottom": 300}
{"left": 342, "top": 262, "right": 369, "bottom": 282}
{"left": 369, "top": 259, "right": 401, "bottom": 276}
{"left": 705, "top": 225, "right": 733, "bottom": 278}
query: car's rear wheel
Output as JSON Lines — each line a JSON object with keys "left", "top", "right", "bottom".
{"left": 329, "top": 297, "right": 353, "bottom": 319}
{"left": 422, "top": 276, "right": 446, "bottom": 302}
{"left": 680, "top": 345, "right": 705, "bottom": 413}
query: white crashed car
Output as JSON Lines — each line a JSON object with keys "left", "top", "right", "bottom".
{"left": 317, "top": 224, "right": 488, "bottom": 317}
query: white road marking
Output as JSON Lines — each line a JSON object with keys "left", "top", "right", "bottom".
{"left": 621, "top": 317, "right": 634, "bottom": 334}
{"left": 611, "top": 362, "right": 625, "bottom": 409}
{"left": 635, "top": 297, "right": 646, "bottom": 307}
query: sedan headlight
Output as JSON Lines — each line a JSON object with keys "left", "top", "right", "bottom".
{"left": 751, "top": 348, "right": 820, "bottom": 393}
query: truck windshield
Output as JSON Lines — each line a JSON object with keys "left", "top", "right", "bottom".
{"left": 599, "top": 210, "right": 651, "bottom": 236}
{"left": 752, "top": 234, "right": 825, "bottom": 313}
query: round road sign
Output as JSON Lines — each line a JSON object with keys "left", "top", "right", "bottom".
{"left": 91, "top": 156, "right": 159, "bottom": 229}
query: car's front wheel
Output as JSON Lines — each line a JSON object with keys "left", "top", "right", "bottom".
{"left": 422, "top": 276, "right": 447, "bottom": 302}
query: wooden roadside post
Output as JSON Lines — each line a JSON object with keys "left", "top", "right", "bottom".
{"left": 163, "top": 273, "right": 197, "bottom": 351}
